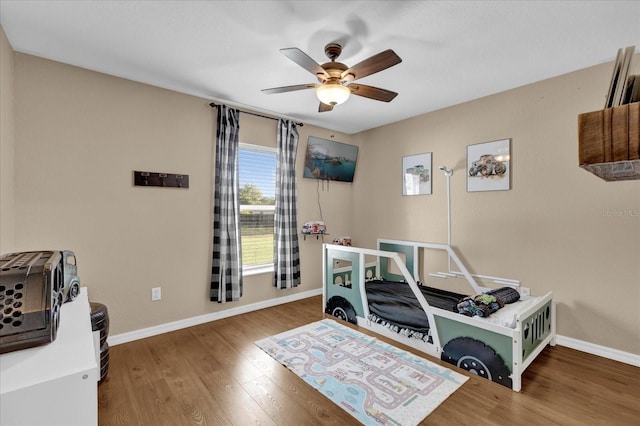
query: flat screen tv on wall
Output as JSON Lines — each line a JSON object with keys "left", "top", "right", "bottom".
{"left": 303, "top": 136, "right": 358, "bottom": 182}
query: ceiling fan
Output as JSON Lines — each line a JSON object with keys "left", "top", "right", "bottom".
{"left": 262, "top": 43, "right": 402, "bottom": 112}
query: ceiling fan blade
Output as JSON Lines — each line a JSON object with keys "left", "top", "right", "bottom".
{"left": 319, "top": 102, "right": 333, "bottom": 112}
{"left": 280, "top": 48, "right": 329, "bottom": 79}
{"left": 348, "top": 84, "right": 398, "bottom": 102}
{"left": 341, "top": 49, "right": 402, "bottom": 82}
{"left": 261, "top": 83, "right": 318, "bottom": 94}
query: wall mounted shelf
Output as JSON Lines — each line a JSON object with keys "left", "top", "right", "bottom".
{"left": 578, "top": 102, "right": 640, "bottom": 181}
{"left": 302, "top": 233, "right": 329, "bottom": 241}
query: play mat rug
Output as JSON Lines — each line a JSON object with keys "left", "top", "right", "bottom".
{"left": 255, "top": 319, "right": 468, "bottom": 426}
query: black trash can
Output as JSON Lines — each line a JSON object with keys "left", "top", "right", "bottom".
{"left": 90, "top": 302, "right": 110, "bottom": 384}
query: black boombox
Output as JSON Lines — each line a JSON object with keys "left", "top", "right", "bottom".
{"left": 0, "top": 250, "right": 81, "bottom": 354}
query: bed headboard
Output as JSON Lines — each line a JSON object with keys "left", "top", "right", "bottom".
{"left": 377, "top": 240, "right": 420, "bottom": 282}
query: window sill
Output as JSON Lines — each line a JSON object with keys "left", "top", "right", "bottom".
{"left": 243, "top": 264, "right": 274, "bottom": 277}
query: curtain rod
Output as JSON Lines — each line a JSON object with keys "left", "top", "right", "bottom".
{"left": 209, "top": 102, "right": 303, "bottom": 127}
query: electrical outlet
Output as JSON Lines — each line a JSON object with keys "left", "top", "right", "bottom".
{"left": 151, "top": 287, "right": 161, "bottom": 301}
{"left": 520, "top": 287, "right": 530, "bottom": 296}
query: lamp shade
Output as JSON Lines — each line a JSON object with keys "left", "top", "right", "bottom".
{"left": 316, "top": 83, "right": 350, "bottom": 106}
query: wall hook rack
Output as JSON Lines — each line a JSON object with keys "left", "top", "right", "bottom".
{"left": 133, "top": 171, "right": 189, "bottom": 188}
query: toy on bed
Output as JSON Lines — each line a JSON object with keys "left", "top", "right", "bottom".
{"left": 322, "top": 239, "right": 555, "bottom": 392}
{"left": 456, "top": 286, "right": 520, "bottom": 317}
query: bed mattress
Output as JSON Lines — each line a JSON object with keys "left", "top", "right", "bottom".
{"left": 365, "top": 279, "right": 466, "bottom": 333}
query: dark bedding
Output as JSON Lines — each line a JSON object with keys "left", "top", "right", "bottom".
{"left": 365, "top": 279, "right": 466, "bottom": 334}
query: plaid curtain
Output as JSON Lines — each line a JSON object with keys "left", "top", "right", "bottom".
{"left": 273, "top": 119, "right": 301, "bottom": 288}
{"left": 210, "top": 105, "right": 242, "bottom": 302}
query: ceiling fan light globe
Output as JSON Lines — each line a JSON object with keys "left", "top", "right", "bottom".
{"left": 316, "top": 84, "right": 350, "bottom": 106}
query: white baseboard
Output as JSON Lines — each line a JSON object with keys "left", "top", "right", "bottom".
{"left": 556, "top": 335, "right": 640, "bottom": 367}
{"left": 108, "top": 288, "right": 323, "bottom": 346}
{"left": 108, "top": 290, "right": 640, "bottom": 369}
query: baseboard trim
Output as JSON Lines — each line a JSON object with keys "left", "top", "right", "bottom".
{"left": 556, "top": 335, "right": 640, "bottom": 367}
{"left": 108, "top": 291, "right": 640, "bottom": 368}
{"left": 108, "top": 288, "right": 323, "bottom": 346}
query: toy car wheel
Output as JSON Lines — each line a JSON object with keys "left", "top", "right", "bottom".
{"left": 325, "top": 296, "right": 357, "bottom": 325}
{"left": 50, "top": 293, "right": 63, "bottom": 342}
{"left": 67, "top": 281, "right": 80, "bottom": 302}
{"left": 441, "top": 337, "right": 512, "bottom": 388}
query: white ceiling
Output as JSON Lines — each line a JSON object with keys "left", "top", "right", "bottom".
{"left": 1, "top": 1, "right": 639, "bottom": 134}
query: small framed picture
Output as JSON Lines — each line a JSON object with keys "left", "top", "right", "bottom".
{"left": 402, "top": 153, "right": 432, "bottom": 195}
{"left": 467, "top": 139, "right": 511, "bottom": 192}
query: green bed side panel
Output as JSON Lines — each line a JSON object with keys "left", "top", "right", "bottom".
{"left": 327, "top": 269, "right": 377, "bottom": 318}
{"left": 325, "top": 248, "right": 375, "bottom": 318}
{"left": 435, "top": 298, "right": 554, "bottom": 374}
{"left": 434, "top": 315, "right": 514, "bottom": 372}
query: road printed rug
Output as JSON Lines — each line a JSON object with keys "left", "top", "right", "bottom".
{"left": 255, "top": 319, "right": 468, "bottom": 425}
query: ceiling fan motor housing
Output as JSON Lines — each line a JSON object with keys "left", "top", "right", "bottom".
{"left": 319, "top": 62, "right": 348, "bottom": 83}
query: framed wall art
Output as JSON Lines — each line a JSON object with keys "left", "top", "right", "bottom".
{"left": 303, "top": 136, "right": 359, "bottom": 182}
{"left": 402, "top": 153, "right": 432, "bottom": 195}
{"left": 467, "top": 138, "right": 511, "bottom": 192}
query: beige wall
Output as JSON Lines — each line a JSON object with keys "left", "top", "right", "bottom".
{"left": 352, "top": 56, "right": 640, "bottom": 355}
{"left": 3, "top": 32, "right": 639, "bottom": 355}
{"left": 10, "top": 53, "right": 355, "bottom": 335}
{"left": 0, "top": 27, "right": 14, "bottom": 253}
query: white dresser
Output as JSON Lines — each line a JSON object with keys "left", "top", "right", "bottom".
{"left": 0, "top": 287, "right": 99, "bottom": 425}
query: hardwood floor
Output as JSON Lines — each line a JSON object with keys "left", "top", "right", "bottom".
{"left": 98, "top": 296, "right": 640, "bottom": 425}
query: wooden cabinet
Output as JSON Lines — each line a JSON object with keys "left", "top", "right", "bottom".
{"left": 578, "top": 102, "right": 640, "bottom": 181}
{"left": 0, "top": 288, "right": 98, "bottom": 425}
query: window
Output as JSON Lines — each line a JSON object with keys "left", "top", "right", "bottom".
{"left": 238, "top": 143, "right": 276, "bottom": 273}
